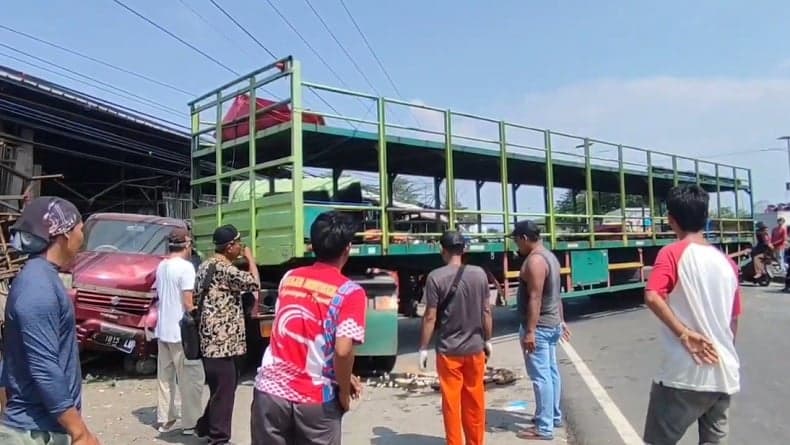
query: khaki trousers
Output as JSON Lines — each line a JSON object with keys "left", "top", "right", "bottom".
{"left": 157, "top": 340, "right": 205, "bottom": 427}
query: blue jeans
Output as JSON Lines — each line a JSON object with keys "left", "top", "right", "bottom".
{"left": 520, "top": 324, "right": 562, "bottom": 437}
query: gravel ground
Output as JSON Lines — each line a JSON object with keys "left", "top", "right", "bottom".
{"left": 80, "top": 331, "right": 568, "bottom": 444}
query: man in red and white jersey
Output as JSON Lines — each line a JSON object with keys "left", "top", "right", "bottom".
{"left": 643, "top": 184, "right": 742, "bottom": 445}
{"left": 251, "top": 211, "right": 366, "bottom": 445}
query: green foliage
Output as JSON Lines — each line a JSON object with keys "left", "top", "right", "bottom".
{"left": 553, "top": 190, "right": 646, "bottom": 214}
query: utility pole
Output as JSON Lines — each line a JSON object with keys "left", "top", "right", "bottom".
{"left": 778, "top": 136, "right": 790, "bottom": 195}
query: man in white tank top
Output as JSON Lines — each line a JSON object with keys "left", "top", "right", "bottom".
{"left": 643, "top": 184, "right": 742, "bottom": 445}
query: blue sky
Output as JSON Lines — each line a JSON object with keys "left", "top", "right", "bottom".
{"left": 4, "top": 0, "right": 790, "bottom": 213}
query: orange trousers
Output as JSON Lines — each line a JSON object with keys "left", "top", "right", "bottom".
{"left": 437, "top": 351, "right": 486, "bottom": 445}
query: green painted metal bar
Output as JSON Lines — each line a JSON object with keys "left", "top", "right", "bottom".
{"left": 543, "top": 130, "right": 557, "bottom": 246}
{"left": 189, "top": 56, "right": 292, "bottom": 105}
{"left": 694, "top": 160, "right": 700, "bottom": 185}
{"left": 647, "top": 151, "right": 656, "bottom": 243}
{"left": 377, "top": 97, "right": 390, "bottom": 252}
{"left": 747, "top": 169, "right": 754, "bottom": 219}
{"left": 290, "top": 60, "right": 305, "bottom": 257}
{"left": 302, "top": 81, "right": 379, "bottom": 100}
{"left": 247, "top": 77, "right": 257, "bottom": 255}
{"left": 214, "top": 91, "right": 223, "bottom": 226}
{"left": 544, "top": 130, "right": 556, "bottom": 245}
{"left": 584, "top": 138, "right": 594, "bottom": 245}
{"left": 192, "top": 72, "right": 291, "bottom": 114}
{"left": 715, "top": 164, "right": 723, "bottom": 237}
{"left": 475, "top": 180, "right": 483, "bottom": 232}
{"left": 732, "top": 166, "right": 740, "bottom": 238}
{"left": 672, "top": 155, "right": 679, "bottom": 186}
{"left": 618, "top": 145, "right": 627, "bottom": 243}
{"left": 444, "top": 109, "right": 456, "bottom": 229}
{"left": 498, "top": 121, "right": 510, "bottom": 238}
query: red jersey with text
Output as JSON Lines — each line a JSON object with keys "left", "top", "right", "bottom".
{"left": 646, "top": 239, "right": 742, "bottom": 394}
{"left": 254, "top": 263, "right": 367, "bottom": 403}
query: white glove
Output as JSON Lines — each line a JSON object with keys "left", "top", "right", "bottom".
{"left": 484, "top": 341, "right": 493, "bottom": 361}
{"left": 418, "top": 349, "right": 429, "bottom": 370}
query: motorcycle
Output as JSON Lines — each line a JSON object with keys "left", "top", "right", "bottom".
{"left": 739, "top": 253, "right": 781, "bottom": 287}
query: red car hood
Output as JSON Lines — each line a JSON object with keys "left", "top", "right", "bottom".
{"left": 70, "top": 251, "right": 163, "bottom": 293}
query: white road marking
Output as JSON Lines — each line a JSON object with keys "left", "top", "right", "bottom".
{"left": 560, "top": 340, "right": 644, "bottom": 445}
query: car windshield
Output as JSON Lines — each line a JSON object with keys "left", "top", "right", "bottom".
{"left": 83, "top": 219, "right": 173, "bottom": 255}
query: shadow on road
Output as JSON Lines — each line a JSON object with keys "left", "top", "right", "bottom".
{"left": 486, "top": 408, "right": 533, "bottom": 433}
{"left": 369, "top": 426, "right": 445, "bottom": 445}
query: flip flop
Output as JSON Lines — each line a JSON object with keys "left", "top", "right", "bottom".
{"left": 516, "top": 428, "right": 554, "bottom": 440}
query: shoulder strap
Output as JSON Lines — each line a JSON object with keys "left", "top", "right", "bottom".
{"left": 196, "top": 262, "right": 218, "bottom": 317}
{"left": 436, "top": 265, "right": 466, "bottom": 324}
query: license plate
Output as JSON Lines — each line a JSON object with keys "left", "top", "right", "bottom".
{"left": 93, "top": 333, "right": 136, "bottom": 354}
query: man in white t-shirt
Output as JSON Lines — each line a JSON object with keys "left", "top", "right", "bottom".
{"left": 154, "top": 227, "right": 205, "bottom": 435}
{"left": 643, "top": 184, "right": 742, "bottom": 445}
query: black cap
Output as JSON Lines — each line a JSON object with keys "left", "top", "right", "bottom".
{"left": 510, "top": 219, "right": 541, "bottom": 239}
{"left": 212, "top": 224, "right": 240, "bottom": 246}
{"left": 11, "top": 196, "right": 81, "bottom": 242}
{"left": 756, "top": 221, "right": 767, "bottom": 230}
{"left": 440, "top": 230, "right": 466, "bottom": 249}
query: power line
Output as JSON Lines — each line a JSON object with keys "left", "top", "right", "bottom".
{"left": 0, "top": 43, "right": 184, "bottom": 116}
{"left": 264, "top": 0, "right": 349, "bottom": 89}
{"left": 0, "top": 99, "right": 187, "bottom": 165}
{"left": 0, "top": 62, "right": 189, "bottom": 133}
{"left": 337, "top": 0, "right": 406, "bottom": 100}
{"left": 175, "top": 0, "right": 257, "bottom": 59}
{"left": 208, "top": 0, "right": 277, "bottom": 59}
{"left": 0, "top": 50, "right": 186, "bottom": 122}
{"left": 0, "top": 24, "right": 194, "bottom": 97}
{"left": 302, "top": 0, "right": 379, "bottom": 95}
{"left": 112, "top": 0, "right": 239, "bottom": 76}
{"left": 0, "top": 91, "right": 187, "bottom": 145}
{"left": 0, "top": 130, "right": 187, "bottom": 178}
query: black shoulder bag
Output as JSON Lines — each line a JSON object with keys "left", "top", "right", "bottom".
{"left": 180, "top": 262, "right": 217, "bottom": 360}
{"left": 434, "top": 265, "right": 466, "bottom": 331}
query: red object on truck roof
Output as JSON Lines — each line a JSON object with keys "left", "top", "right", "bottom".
{"left": 220, "top": 94, "right": 325, "bottom": 140}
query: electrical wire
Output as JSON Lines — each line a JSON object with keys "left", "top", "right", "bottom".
{"left": 208, "top": 0, "right": 277, "bottom": 59}
{"left": 302, "top": 0, "right": 379, "bottom": 95}
{"left": 335, "top": 0, "right": 421, "bottom": 128}
{"left": 0, "top": 43, "right": 185, "bottom": 117}
{"left": 175, "top": 0, "right": 258, "bottom": 59}
{"left": 0, "top": 52, "right": 188, "bottom": 129}
{"left": 0, "top": 23, "right": 194, "bottom": 97}
{"left": 337, "top": 0, "right": 404, "bottom": 100}
{"left": 0, "top": 99, "right": 187, "bottom": 165}
{"left": 112, "top": 0, "right": 240, "bottom": 76}
{"left": 0, "top": 63, "right": 189, "bottom": 133}
{"left": 0, "top": 91, "right": 187, "bottom": 146}
{"left": 0, "top": 131, "right": 187, "bottom": 178}
{"left": 264, "top": 0, "right": 351, "bottom": 91}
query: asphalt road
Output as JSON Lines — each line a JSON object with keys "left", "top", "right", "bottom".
{"left": 559, "top": 285, "right": 789, "bottom": 444}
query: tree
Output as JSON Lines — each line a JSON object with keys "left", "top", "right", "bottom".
{"left": 553, "top": 190, "right": 646, "bottom": 214}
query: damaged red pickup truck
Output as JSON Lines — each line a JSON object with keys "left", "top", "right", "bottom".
{"left": 65, "top": 213, "right": 187, "bottom": 374}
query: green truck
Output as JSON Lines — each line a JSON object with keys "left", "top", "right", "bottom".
{"left": 188, "top": 57, "right": 754, "bottom": 373}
